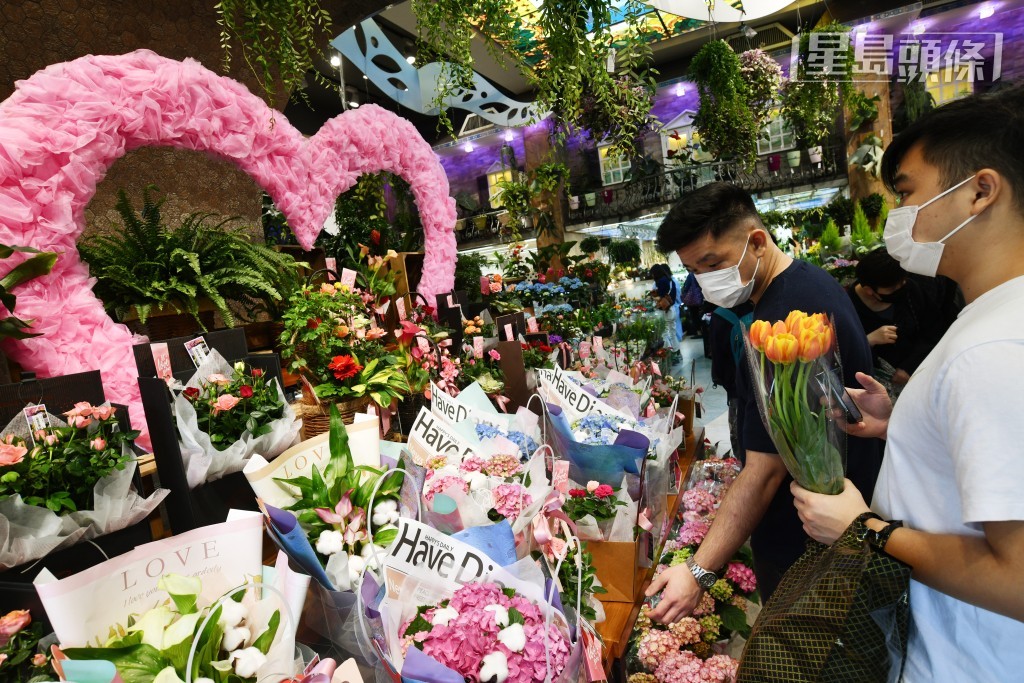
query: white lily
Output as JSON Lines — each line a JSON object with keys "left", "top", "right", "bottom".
{"left": 127, "top": 606, "right": 174, "bottom": 650}
{"left": 153, "top": 667, "right": 187, "bottom": 683}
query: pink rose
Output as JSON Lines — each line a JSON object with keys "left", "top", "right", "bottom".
{"left": 0, "top": 610, "right": 31, "bottom": 647}
{"left": 206, "top": 373, "right": 231, "bottom": 386}
{"left": 72, "top": 415, "right": 92, "bottom": 429}
{"left": 31, "top": 653, "right": 47, "bottom": 667}
{"left": 212, "top": 394, "right": 240, "bottom": 413}
{"left": 488, "top": 349, "right": 501, "bottom": 361}
{"left": 489, "top": 282, "right": 502, "bottom": 293}
{"left": 0, "top": 443, "right": 27, "bottom": 466}
{"left": 43, "top": 434, "right": 58, "bottom": 446}
{"left": 92, "top": 405, "right": 115, "bottom": 420}
{"left": 586, "top": 480, "right": 599, "bottom": 493}
{"left": 90, "top": 437, "right": 107, "bottom": 451}
{"left": 63, "top": 401, "right": 93, "bottom": 418}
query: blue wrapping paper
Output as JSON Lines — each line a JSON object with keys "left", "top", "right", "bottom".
{"left": 452, "top": 519, "right": 517, "bottom": 567}
{"left": 545, "top": 403, "right": 649, "bottom": 483}
{"left": 264, "top": 503, "right": 336, "bottom": 589}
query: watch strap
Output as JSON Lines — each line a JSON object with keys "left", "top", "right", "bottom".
{"left": 855, "top": 512, "right": 903, "bottom": 553}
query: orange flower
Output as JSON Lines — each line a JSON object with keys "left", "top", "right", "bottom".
{"left": 335, "top": 325, "right": 350, "bottom": 339}
{"left": 772, "top": 321, "right": 788, "bottom": 337}
{"left": 784, "top": 310, "right": 808, "bottom": 334}
{"left": 765, "top": 333, "right": 799, "bottom": 365}
{"left": 818, "top": 325, "right": 833, "bottom": 354}
{"left": 493, "top": 274, "right": 503, "bottom": 283}
{"left": 798, "top": 329, "right": 824, "bottom": 362}
{"left": 749, "top": 320, "right": 772, "bottom": 351}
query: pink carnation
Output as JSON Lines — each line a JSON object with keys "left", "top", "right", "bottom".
{"left": 637, "top": 629, "right": 680, "bottom": 670}
{"left": 725, "top": 562, "right": 757, "bottom": 594}
{"left": 654, "top": 650, "right": 703, "bottom": 683}
{"left": 679, "top": 520, "right": 711, "bottom": 546}
{"left": 492, "top": 482, "right": 532, "bottom": 520}
{"left": 424, "top": 474, "right": 469, "bottom": 503}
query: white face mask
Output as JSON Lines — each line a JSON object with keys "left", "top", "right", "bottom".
{"left": 883, "top": 175, "right": 977, "bottom": 277}
{"left": 693, "top": 234, "right": 760, "bottom": 308}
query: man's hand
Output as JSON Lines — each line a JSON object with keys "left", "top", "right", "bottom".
{"left": 840, "top": 372, "right": 893, "bottom": 439}
{"left": 645, "top": 564, "right": 703, "bottom": 624}
{"left": 867, "top": 325, "right": 898, "bottom": 346}
{"left": 791, "top": 479, "right": 871, "bottom": 544}
{"left": 892, "top": 368, "right": 911, "bottom": 385}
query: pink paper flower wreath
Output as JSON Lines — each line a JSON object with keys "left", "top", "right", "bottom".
{"left": 0, "top": 50, "right": 457, "bottom": 445}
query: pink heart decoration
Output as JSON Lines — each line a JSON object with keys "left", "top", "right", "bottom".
{"left": 0, "top": 50, "right": 457, "bottom": 446}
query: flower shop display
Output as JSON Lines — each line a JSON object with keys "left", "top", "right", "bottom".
{"left": 532, "top": 514, "right": 607, "bottom": 623}
{"left": 0, "top": 402, "right": 167, "bottom": 570}
{"left": 563, "top": 481, "right": 625, "bottom": 523}
{"left": 174, "top": 350, "right": 300, "bottom": 488}
{"left": 458, "top": 347, "right": 506, "bottom": 397}
{"left": 0, "top": 609, "right": 53, "bottom": 682}
{"left": 0, "top": 52, "right": 456, "bottom": 448}
{"left": 744, "top": 311, "right": 846, "bottom": 494}
{"left": 521, "top": 339, "right": 556, "bottom": 371}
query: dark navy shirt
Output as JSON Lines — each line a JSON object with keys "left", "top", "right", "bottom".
{"left": 735, "top": 260, "right": 885, "bottom": 600}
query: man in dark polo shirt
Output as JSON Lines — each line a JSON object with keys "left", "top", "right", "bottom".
{"left": 646, "top": 182, "right": 884, "bottom": 623}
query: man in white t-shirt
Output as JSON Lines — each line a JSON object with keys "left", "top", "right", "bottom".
{"left": 791, "top": 85, "right": 1024, "bottom": 682}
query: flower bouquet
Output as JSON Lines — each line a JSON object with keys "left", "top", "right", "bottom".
{"left": 458, "top": 348, "right": 505, "bottom": 396}
{"left": 521, "top": 340, "right": 555, "bottom": 371}
{"left": 58, "top": 573, "right": 295, "bottom": 683}
{"left": 279, "top": 279, "right": 409, "bottom": 417}
{"left": 0, "top": 403, "right": 167, "bottom": 570}
{"left": 744, "top": 311, "right": 846, "bottom": 494}
{"left": 0, "top": 610, "right": 53, "bottom": 682}
{"left": 396, "top": 581, "right": 573, "bottom": 683}
{"left": 174, "top": 350, "right": 301, "bottom": 488}
{"left": 563, "top": 481, "right": 626, "bottom": 524}
{"left": 533, "top": 518, "right": 607, "bottom": 623}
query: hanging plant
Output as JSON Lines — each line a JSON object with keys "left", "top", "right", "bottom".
{"left": 846, "top": 91, "right": 881, "bottom": 132}
{"left": 780, "top": 22, "right": 855, "bottom": 148}
{"left": 690, "top": 39, "right": 760, "bottom": 168}
{"left": 739, "top": 49, "right": 783, "bottom": 130}
{"left": 215, "top": 0, "right": 332, "bottom": 107}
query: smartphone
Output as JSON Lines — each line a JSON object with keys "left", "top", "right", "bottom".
{"left": 815, "top": 368, "right": 864, "bottom": 424}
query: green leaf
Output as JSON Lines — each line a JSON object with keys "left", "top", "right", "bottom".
{"left": 719, "top": 603, "right": 751, "bottom": 638}
{"left": 502, "top": 587, "right": 517, "bottom": 599}
{"left": 0, "top": 251, "right": 57, "bottom": 292}
{"left": 157, "top": 574, "right": 201, "bottom": 615}
{"left": 374, "top": 526, "right": 398, "bottom": 547}
{"left": 61, "top": 644, "right": 171, "bottom": 683}
{"left": 252, "top": 610, "right": 281, "bottom": 655}
{"left": 403, "top": 613, "right": 433, "bottom": 638}
{"left": 507, "top": 607, "right": 526, "bottom": 626}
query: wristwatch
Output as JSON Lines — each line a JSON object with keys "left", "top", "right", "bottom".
{"left": 856, "top": 511, "right": 904, "bottom": 553}
{"left": 685, "top": 556, "right": 719, "bottom": 590}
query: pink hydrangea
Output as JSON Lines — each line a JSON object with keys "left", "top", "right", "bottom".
{"left": 483, "top": 454, "right": 523, "bottom": 478}
{"left": 459, "top": 456, "right": 486, "bottom": 473}
{"left": 682, "top": 488, "right": 717, "bottom": 514}
{"left": 637, "top": 629, "right": 680, "bottom": 670}
{"left": 679, "top": 520, "right": 711, "bottom": 546}
{"left": 492, "top": 482, "right": 533, "bottom": 520}
{"left": 653, "top": 650, "right": 703, "bottom": 683}
{"left": 725, "top": 562, "right": 757, "bottom": 594}
{"left": 667, "top": 617, "right": 702, "bottom": 646}
{"left": 702, "top": 654, "right": 739, "bottom": 683}
{"left": 692, "top": 591, "right": 717, "bottom": 617}
{"left": 424, "top": 474, "right": 469, "bottom": 503}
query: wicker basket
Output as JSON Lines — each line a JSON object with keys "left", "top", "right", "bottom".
{"left": 395, "top": 393, "right": 428, "bottom": 436}
{"left": 297, "top": 393, "right": 371, "bottom": 440}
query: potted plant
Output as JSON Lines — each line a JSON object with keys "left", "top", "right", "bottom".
{"left": 785, "top": 149, "right": 803, "bottom": 168}
{"left": 80, "top": 187, "right": 300, "bottom": 340}
{"left": 849, "top": 134, "right": 885, "bottom": 179}
{"left": 569, "top": 196, "right": 581, "bottom": 210}
{"left": 607, "top": 239, "right": 641, "bottom": 268}
{"left": 780, "top": 22, "right": 855, "bottom": 161}
{"left": 689, "top": 39, "right": 760, "bottom": 169}
{"left": 739, "top": 49, "right": 783, "bottom": 130}
{"left": 846, "top": 90, "right": 881, "bottom": 132}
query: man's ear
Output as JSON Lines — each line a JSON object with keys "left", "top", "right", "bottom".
{"left": 751, "top": 227, "right": 770, "bottom": 256}
{"left": 972, "top": 168, "right": 1001, "bottom": 216}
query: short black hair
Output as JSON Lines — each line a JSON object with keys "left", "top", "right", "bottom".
{"left": 656, "top": 182, "right": 761, "bottom": 254}
{"left": 882, "top": 84, "right": 1024, "bottom": 214}
{"left": 648, "top": 264, "right": 670, "bottom": 280}
{"left": 856, "top": 248, "right": 905, "bottom": 289}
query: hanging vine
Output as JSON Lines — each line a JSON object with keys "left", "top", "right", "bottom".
{"left": 215, "top": 0, "right": 332, "bottom": 107}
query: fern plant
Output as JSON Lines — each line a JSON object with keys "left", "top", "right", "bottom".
{"left": 80, "top": 187, "right": 299, "bottom": 330}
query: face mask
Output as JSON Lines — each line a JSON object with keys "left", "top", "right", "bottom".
{"left": 877, "top": 290, "right": 903, "bottom": 304}
{"left": 883, "top": 176, "right": 977, "bottom": 277}
{"left": 694, "top": 234, "right": 760, "bottom": 308}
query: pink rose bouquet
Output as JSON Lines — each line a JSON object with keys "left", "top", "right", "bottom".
{"left": 184, "top": 361, "right": 285, "bottom": 451}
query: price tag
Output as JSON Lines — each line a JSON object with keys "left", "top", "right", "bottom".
{"left": 324, "top": 257, "right": 337, "bottom": 281}
{"left": 396, "top": 297, "right": 407, "bottom": 320}
{"left": 447, "top": 294, "right": 456, "bottom": 307}
{"left": 340, "top": 268, "right": 357, "bottom": 288}
{"left": 593, "top": 335, "right": 605, "bottom": 358}
{"left": 552, "top": 460, "right": 570, "bottom": 493}
{"left": 417, "top": 337, "right": 430, "bottom": 354}
{"left": 527, "top": 317, "right": 539, "bottom": 333}
{"left": 24, "top": 404, "right": 51, "bottom": 445}
{"left": 151, "top": 342, "right": 173, "bottom": 381}
{"left": 473, "top": 336, "right": 484, "bottom": 359}
{"left": 504, "top": 324, "right": 514, "bottom": 341}
{"left": 580, "top": 622, "right": 607, "bottom": 681}
{"left": 184, "top": 337, "right": 209, "bottom": 368}
{"left": 578, "top": 341, "right": 591, "bottom": 360}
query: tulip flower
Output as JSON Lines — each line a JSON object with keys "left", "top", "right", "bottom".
{"left": 784, "top": 310, "right": 807, "bottom": 334}
{"left": 798, "top": 330, "right": 823, "bottom": 363}
{"left": 771, "top": 320, "right": 788, "bottom": 337}
{"left": 765, "top": 333, "right": 798, "bottom": 365}
{"left": 748, "top": 319, "right": 772, "bottom": 351}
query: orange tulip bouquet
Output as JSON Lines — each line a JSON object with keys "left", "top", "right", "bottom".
{"left": 745, "top": 311, "right": 846, "bottom": 494}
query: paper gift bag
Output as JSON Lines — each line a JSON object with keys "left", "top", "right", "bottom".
{"left": 587, "top": 538, "right": 644, "bottom": 603}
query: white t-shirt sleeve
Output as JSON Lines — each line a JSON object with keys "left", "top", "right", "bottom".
{"left": 938, "top": 341, "right": 1024, "bottom": 525}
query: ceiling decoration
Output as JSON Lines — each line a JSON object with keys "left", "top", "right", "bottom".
{"left": 332, "top": 18, "right": 544, "bottom": 128}
{"left": 644, "top": 0, "right": 796, "bottom": 23}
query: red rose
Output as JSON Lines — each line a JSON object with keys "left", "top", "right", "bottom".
{"left": 594, "top": 484, "right": 614, "bottom": 498}
{"left": 239, "top": 385, "right": 254, "bottom": 399}
{"left": 307, "top": 317, "right": 322, "bottom": 330}
{"left": 371, "top": 229, "right": 381, "bottom": 245}
{"left": 568, "top": 488, "right": 587, "bottom": 498}
{"left": 183, "top": 387, "right": 200, "bottom": 400}
{"left": 251, "top": 368, "right": 264, "bottom": 377}
{"left": 328, "top": 355, "right": 363, "bottom": 382}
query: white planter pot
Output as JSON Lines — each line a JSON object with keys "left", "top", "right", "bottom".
{"left": 785, "top": 150, "right": 802, "bottom": 168}
{"left": 807, "top": 146, "right": 823, "bottom": 164}
{"left": 569, "top": 196, "right": 580, "bottom": 210}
